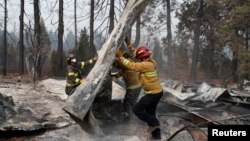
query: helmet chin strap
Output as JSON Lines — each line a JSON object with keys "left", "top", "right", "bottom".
{"left": 71, "top": 62, "right": 77, "bottom": 66}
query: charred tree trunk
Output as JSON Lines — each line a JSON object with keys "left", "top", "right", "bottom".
{"left": 205, "top": 28, "right": 215, "bottom": 82}
{"left": 19, "top": 0, "right": 25, "bottom": 76}
{"left": 34, "top": 1, "right": 40, "bottom": 45}
{"left": 126, "top": 0, "right": 132, "bottom": 40}
{"left": 237, "top": 26, "right": 249, "bottom": 90}
{"left": 232, "top": 50, "right": 240, "bottom": 88}
{"left": 2, "top": 0, "right": 7, "bottom": 76}
{"left": 166, "top": 0, "right": 173, "bottom": 78}
{"left": 26, "top": 1, "right": 49, "bottom": 82}
{"left": 90, "top": 0, "right": 96, "bottom": 57}
{"left": 33, "top": 0, "right": 41, "bottom": 81}
{"left": 57, "top": 0, "right": 64, "bottom": 77}
{"left": 85, "top": 0, "right": 97, "bottom": 74}
{"left": 246, "top": 26, "right": 249, "bottom": 50}
{"left": 133, "top": 16, "right": 141, "bottom": 47}
{"left": 74, "top": 0, "right": 77, "bottom": 55}
{"left": 231, "top": 54, "right": 238, "bottom": 82}
{"left": 109, "top": 0, "right": 115, "bottom": 34}
{"left": 189, "top": 0, "right": 203, "bottom": 82}
{"left": 231, "top": 33, "right": 239, "bottom": 82}
{"left": 90, "top": 0, "right": 95, "bottom": 49}
{"left": 90, "top": 1, "right": 97, "bottom": 56}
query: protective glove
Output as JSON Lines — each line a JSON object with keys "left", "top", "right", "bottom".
{"left": 115, "top": 50, "right": 123, "bottom": 58}
{"left": 125, "top": 36, "right": 130, "bottom": 44}
{"left": 80, "top": 79, "right": 85, "bottom": 84}
{"left": 93, "top": 55, "right": 98, "bottom": 62}
{"left": 110, "top": 72, "right": 118, "bottom": 77}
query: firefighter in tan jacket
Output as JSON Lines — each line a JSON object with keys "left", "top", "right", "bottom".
{"left": 115, "top": 41, "right": 163, "bottom": 140}
{"left": 113, "top": 51, "right": 142, "bottom": 121}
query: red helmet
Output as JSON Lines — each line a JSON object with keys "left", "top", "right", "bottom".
{"left": 136, "top": 45, "right": 152, "bottom": 59}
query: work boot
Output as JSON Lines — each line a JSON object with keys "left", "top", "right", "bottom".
{"left": 121, "top": 112, "right": 130, "bottom": 122}
{"left": 151, "top": 128, "right": 161, "bottom": 140}
{"left": 146, "top": 126, "right": 160, "bottom": 140}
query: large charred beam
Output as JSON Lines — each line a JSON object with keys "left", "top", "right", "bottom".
{"left": 63, "top": 0, "right": 151, "bottom": 120}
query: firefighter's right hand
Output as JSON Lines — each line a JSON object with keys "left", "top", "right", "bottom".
{"left": 80, "top": 79, "right": 85, "bottom": 84}
{"left": 115, "top": 50, "right": 123, "bottom": 58}
{"left": 110, "top": 72, "right": 118, "bottom": 77}
{"left": 125, "top": 36, "right": 129, "bottom": 44}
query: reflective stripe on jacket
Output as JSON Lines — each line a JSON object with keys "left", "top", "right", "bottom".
{"left": 66, "top": 65, "right": 82, "bottom": 87}
{"left": 118, "top": 57, "right": 162, "bottom": 94}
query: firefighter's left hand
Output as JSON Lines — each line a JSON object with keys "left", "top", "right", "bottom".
{"left": 115, "top": 50, "right": 123, "bottom": 57}
{"left": 80, "top": 79, "right": 85, "bottom": 84}
{"left": 93, "top": 55, "right": 98, "bottom": 62}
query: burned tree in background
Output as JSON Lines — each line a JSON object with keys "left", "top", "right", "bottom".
{"left": 166, "top": 0, "right": 173, "bottom": 78}
{"left": 25, "top": 0, "right": 41, "bottom": 82}
{"left": 25, "top": 0, "right": 50, "bottom": 82}
{"left": 90, "top": 0, "right": 95, "bottom": 48}
{"left": 19, "top": 0, "right": 25, "bottom": 76}
{"left": 133, "top": 16, "right": 141, "bottom": 47}
{"left": 109, "top": 0, "right": 115, "bottom": 34}
{"left": 2, "top": 0, "right": 7, "bottom": 76}
{"left": 76, "top": 0, "right": 97, "bottom": 75}
{"left": 57, "top": 0, "right": 64, "bottom": 77}
{"left": 74, "top": 0, "right": 77, "bottom": 55}
{"left": 189, "top": 0, "right": 203, "bottom": 82}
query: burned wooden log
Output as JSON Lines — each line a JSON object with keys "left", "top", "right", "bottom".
{"left": 63, "top": 0, "right": 151, "bottom": 120}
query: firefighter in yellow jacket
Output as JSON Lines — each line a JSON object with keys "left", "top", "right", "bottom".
{"left": 65, "top": 54, "right": 97, "bottom": 96}
{"left": 115, "top": 41, "right": 163, "bottom": 140}
{"left": 113, "top": 51, "right": 142, "bottom": 121}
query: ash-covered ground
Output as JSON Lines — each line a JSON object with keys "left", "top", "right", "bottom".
{"left": 0, "top": 79, "right": 206, "bottom": 141}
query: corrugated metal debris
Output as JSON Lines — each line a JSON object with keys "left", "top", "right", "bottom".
{"left": 162, "top": 80, "right": 250, "bottom": 125}
{"left": 163, "top": 80, "right": 250, "bottom": 103}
